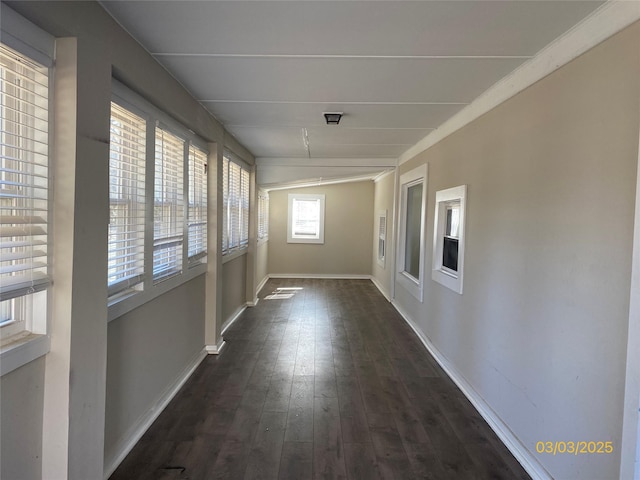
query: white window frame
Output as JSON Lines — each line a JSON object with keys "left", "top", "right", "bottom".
{"left": 377, "top": 210, "right": 387, "bottom": 268}
{"left": 257, "top": 189, "right": 269, "bottom": 245}
{"left": 222, "top": 152, "right": 251, "bottom": 262}
{"left": 153, "top": 125, "right": 186, "bottom": 283}
{"left": 187, "top": 144, "right": 208, "bottom": 266}
{"left": 107, "top": 101, "right": 147, "bottom": 298}
{"left": 107, "top": 81, "right": 208, "bottom": 321}
{"left": 287, "top": 193, "right": 325, "bottom": 244}
{"left": 432, "top": 184, "right": 467, "bottom": 294}
{"left": 0, "top": 4, "right": 54, "bottom": 376}
{"left": 396, "top": 164, "right": 427, "bottom": 302}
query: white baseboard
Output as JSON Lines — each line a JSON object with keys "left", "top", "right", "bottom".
{"left": 268, "top": 273, "right": 371, "bottom": 279}
{"left": 390, "top": 300, "right": 552, "bottom": 480}
{"left": 247, "top": 297, "right": 260, "bottom": 307}
{"left": 205, "top": 337, "right": 226, "bottom": 355}
{"left": 220, "top": 304, "right": 247, "bottom": 336}
{"left": 370, "top": 276, "right": 392, "bottom": 302}
{"left": 103, "top": 347, "right": 207, "bottom": 480}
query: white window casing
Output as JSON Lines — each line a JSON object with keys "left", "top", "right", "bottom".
{"left": 396, "top": 164, "right": 427, "bottom": 302}
{"left": 287, "top": 193, "right": 325, "bottom": 244}
{"left": 432, "top": 184, "right": 467, "bottom": 294}
{"left": 377, "top": 210, "right": 387, "bottom": 268}
{"left": 153, "top": 127, "right": 185, "bottom": 283}
{"left": 257, "top": 189, "right": 269, "bottom": 243}
{"left": 108, "top": 102, "right": 146, "bottom": 297}
{"left": 188, "top": 145, "right": 207, "bottom": 265}
{"left": 1, "top": 6, "right": 54, "bottom": 375}
{"left": 0, "top": 43, "right": 50, "bottom": 339}
{"left": 222, "top": 152, "right": 250, "bottom": 257}
{"left": 107, "top": 81, "right": 209, "bottom": 320}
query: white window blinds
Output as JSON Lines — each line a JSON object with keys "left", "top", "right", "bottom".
{"left": 377, "top": 211, "right": 386, "bottom": 266}
{"left": 188, "top": 145, "right": 207, "bottom": 263}
{"left": 257, "top": 190, "right": 269, "bottom": 240}
{"left": 0, "top": 44, "right": 50, "bottom": 304}
{"left": 240, "top": 168, "right": 250, "bottom": 247}
{"left": 108, "top": 102, "right": 146, "bottom": 296}
{"left": 222, "top": 154, "right": 250, "bottom": 255}
{"left": 222, "top": 157, "right": 229, "bottom": 254}
{"left": 154, "top": 127, "right": 184, "bottom": 282}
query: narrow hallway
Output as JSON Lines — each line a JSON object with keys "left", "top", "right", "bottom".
{"left": 110, "top": 279, "right": 530, "bottom": 479}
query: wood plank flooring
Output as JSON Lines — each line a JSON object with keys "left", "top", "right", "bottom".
{"left": 110, "top": 278, "right": 531, "bottom": 480}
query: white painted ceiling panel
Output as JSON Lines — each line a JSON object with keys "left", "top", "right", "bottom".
{"left": 100, "top": 0, "right": 607, "bottom": 185}
{"left": 203, "top": 102, "right": 465, "bottom": 129}
{"left": 311, "top": 143, "right": 409, "bottom": 158}
{"left": 225, "top": 125, "right": 307, "bottom": 158}
{"left": 306, "top": 128, "right": 430, "bottom": 146}
{"left": 258, "top": 165, "right": 393, "bottom": 188}
{"left": 158, "top": 56, "right": 528, "bottom": 103}
{"left": 102, "top": 1, "right": 604, "bottom": 56}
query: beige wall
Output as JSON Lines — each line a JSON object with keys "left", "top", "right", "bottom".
{"left": 256, "top": 240, "right": 269, "bottom": 292}
{"left": 105, "top": 276, "right": 205, "bottom": 468}
{"left": 371, "top": 172, "right": 395, "bottom": 299}
{"left": 0, "top": 357, "right": 45, "bottom": 480}
{"left": 394, "top": 22, "right": 640, "bottom": 480}
{"left": 268, "top": 181, "right": 374, "bottom": 276}
{"left": 221, "top": 254, "right": 248, "bottom": 333}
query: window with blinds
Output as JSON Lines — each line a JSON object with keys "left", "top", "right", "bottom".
{"left": 108, "top": 103, "right": 146, "bottom": 297}
{"left": 257, "top": 190, "right": 269, "bottom": 240}
{"left": 287, "top": 193, "right": 325, "bottom": 244}
{"left": 222, "top": 156, "right": 229, "bottom": 254}
{"left": 222, "top": 154, "right": 250, "bottom": 255}
{"left": 154, "top": 127, "right": 184, "bottom": 282}
{"left": 377, "top": 210, "right": 386, "bottom": 267}
{"left": 240, "top": 168, "right": 250, "bottom": 247}
{"left": 188, "top": 145, "right": 207, "bottom": 264}
{"left": 0, "top": 44, "right": 50, "bottom": 336}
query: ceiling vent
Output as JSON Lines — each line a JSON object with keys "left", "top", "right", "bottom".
{"left": 323, "top": 112, "right": 343, "bottom": 125}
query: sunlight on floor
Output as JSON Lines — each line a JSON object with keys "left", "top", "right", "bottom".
{"left": 265, "top": 286, "right": 304, "bottom": 300}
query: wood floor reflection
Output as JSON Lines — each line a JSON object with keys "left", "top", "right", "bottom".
{"left": 110, "top": 278, "right": 531, "bottom": 480}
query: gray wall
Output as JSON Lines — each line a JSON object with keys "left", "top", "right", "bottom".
{"left": 0, "top": 357, "right": 45, "bottom": 480}
{"left": 394, "top": 22, "right": 640, "bottom": 480}
{"left": 105, "top": 276, "right": 205, "bottom": 466}
{"left": 268, "top": 181, "right": 374, "bottom": 275}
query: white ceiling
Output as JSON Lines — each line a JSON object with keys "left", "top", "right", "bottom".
{"left": 101, "top": 0, "right": 605, "bottom": 184}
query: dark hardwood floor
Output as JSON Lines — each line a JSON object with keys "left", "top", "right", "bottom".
{"left": 110, "top": 278, "right": 531, "bottom": 480}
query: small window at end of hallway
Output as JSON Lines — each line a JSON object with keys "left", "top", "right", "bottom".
{"left": 377, "top": 210, "right": 387, "bottom": 268}
{"left": 432, "top": 184, "right": 467, "bottom": 294}
{"left": 396, "top": 164, "right": 427, "bottom": 302}
{"left": 287, "top": 193, "right": 325, "bottom": 244}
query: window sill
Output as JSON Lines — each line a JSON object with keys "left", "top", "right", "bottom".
{"left": 222, "top": 246, "right": 248, "bottom": 264}
{"left": 257, "top": 237, "right": 268, "bottom": 247}
{"left": 0, "top": 333, "right": 49, "bottom": 376}
{"left": 108, "top": 262, "right": 207, "bottom": 322}
{"left": 432, "top": 268, "right": 463, "bottom": 294}
{"left": 396, "top": 270, "right": 424, "bottom": 303}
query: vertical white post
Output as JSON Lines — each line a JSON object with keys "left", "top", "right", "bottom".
{"left": 620, "top": 103, "right": 640, "bottom": 480}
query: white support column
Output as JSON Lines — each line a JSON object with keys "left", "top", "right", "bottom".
{"left": 205, "top": 143, "right": 224, "bottom": 353}
{"left": 246, "top": 166, "right": 259, "bottom": 306}
{"left": 620, "top": 105, "right": 640, "bottom": 480}
{"left": 42, "top": 37, "right": 110, "bottom": 480}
